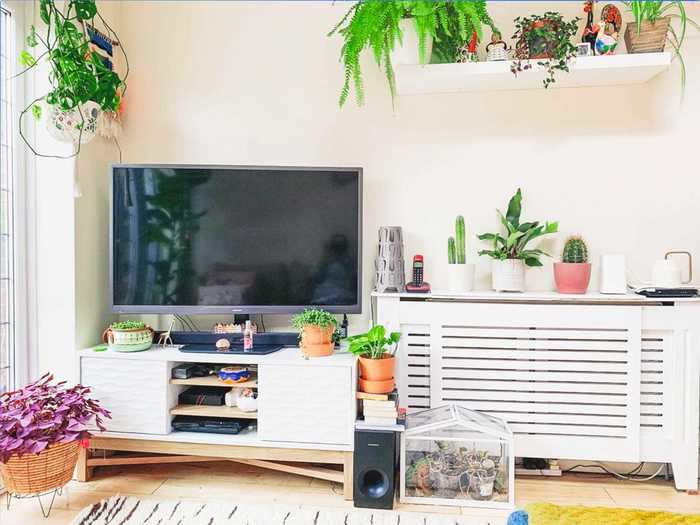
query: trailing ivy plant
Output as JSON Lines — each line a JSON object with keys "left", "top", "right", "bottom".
{"left": 328, "top": 1, "right": 496, "bottom": 107}
{"left": 510, "top": 12, "right": 580, "bottom": 88}
{"left": 17, "top": 0, "right": 128, "bottom": 158}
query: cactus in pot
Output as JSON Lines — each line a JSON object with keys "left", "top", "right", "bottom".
{"left": 554, "top": 236, "right": 592, "bottom": 294}
{"left": 447, "top": 215, "right": 474, "bottom": 292}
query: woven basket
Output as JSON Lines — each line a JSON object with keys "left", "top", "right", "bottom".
{"left": 624, "top": 17, "right": 670, "bottom": 54}
{"left": 0, "top": 441, "right": 80, "bottom": 495}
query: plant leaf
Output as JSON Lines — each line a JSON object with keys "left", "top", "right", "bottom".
{"left": 505, "top": 188, "right": 522, "bottom": 227}
{"left": 19, "top": 50, "right": 36, "bottom": 67}
{"left": 31, "top": 104, "right": 42, "bottom": 121}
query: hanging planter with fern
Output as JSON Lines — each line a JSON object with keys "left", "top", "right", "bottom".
{"left": 17, "top": 0, "right": 128, "bottom": 159}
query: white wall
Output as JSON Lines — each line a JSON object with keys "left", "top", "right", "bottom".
{"left": 112, "top": 1, "right": 700, "bottom": 331}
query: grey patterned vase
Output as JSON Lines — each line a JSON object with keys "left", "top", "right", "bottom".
{"left": 375, "top": 226, "right": 405, "bottom": 293}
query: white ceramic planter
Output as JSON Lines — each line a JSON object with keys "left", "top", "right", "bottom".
{"left": 492, "top": 259, "right": 525, "bottom": 292}
{"left": 391, "top": 18, "right": 433, "bottom": 65}
{"left": 447, "top": 263, "right": 475, "bottom": 293}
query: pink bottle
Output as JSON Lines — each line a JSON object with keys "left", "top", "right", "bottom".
{"left": 243, "top": 320, "right": 254, "bottom": 351}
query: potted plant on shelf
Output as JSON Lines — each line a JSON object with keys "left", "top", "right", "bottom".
{"left": 328, "top": 1, "right": 496, "bottom": 106}
{"left": 102, "top": 320, "right": 154, "bottom": 352}
{"left": 478, "top": 188, "right": 558, "bottom": 292}
{"left": 347, "top": 325, "right": 401, "bottom": 394}
{"left": 17, "top": 0, "right": 127, "bottom": 158}
{"left": 447, "top": 215, "right": 475, "bottom": 293}
{"left": 0, "top": 374, "right": 110, "bottom": 503}
{"left": 292, "top": 308, "right": 338, "bottom": 358}
{"left": 554, "top": 236, "right": 592, "bottom": 294}
{"left": 511, "top": 12, "right": 580, "bottom": 88}
{"left": 623, "top": 1, "right": 698, "bottom": 93}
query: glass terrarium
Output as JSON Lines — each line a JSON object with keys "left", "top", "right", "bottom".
{"left": 400, "top": 404, "right": 514, "bottom": 509}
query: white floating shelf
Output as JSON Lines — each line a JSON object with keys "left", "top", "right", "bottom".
{"left": 395, "top": 52, "right": 671, "bottom": 94}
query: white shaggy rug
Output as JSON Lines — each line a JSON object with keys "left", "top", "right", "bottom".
{"left": 69, "top": 496, "right": 482, "bottom": 525}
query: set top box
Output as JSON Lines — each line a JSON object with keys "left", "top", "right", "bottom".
{"left": 111, "top": 164, "right": 362, "bottom": 315}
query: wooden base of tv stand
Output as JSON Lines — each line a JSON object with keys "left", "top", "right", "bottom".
{"left": 77, "top": 436, "right": 354, "bottom": 500}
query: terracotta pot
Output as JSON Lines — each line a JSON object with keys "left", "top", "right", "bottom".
{"left": 300, "top": 325, "right": 334, "bottom": 358}
{"left": 554, "top": 262, "right": 592, "bottom": 294}
{"left": 359, "top": 377, "right": 395, "bottom": 394}
{"left": 358, "top": 354, "right": 395, "bottom": 381}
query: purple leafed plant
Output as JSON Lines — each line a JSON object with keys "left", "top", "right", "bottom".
{"left": 0, "top": 373, "right": 111, "bottom": 463}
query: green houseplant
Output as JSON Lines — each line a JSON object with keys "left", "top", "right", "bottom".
{"left": 329, "top": 1, "right": 496, "bottom": 106}
{"left": 478, "top": 188, "right": 559, "bottom": 292}
{"left": 623, "top": 1, "right": 698, "bottom": 94}
{"left": 292, "top": 308, "right": 338, "bottom": 358}
{"left": 510, "top": 12, "right": 580, "bottom": 88}
{"left": 447, "top": 215, "right": 474, "bottom": 293}
{"left": 17, "top": 0, "right": 127, "bottom": 158}
{"left": 347, "top": 325, "right": 400, "bottom": 394}
{"left": 554, "top": 236, "right": 592, "bottom": 294}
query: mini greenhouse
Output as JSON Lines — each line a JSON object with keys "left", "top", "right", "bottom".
{"left": 400, "top": 404, "right": 514, "bottom": 508}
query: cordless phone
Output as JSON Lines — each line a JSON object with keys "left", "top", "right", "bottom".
{"left": 406, "top": 254, "right": 431, "bottom": 293}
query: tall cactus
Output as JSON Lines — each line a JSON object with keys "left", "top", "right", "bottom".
{"left": 562, "top": 236, "right": 588, "bottom": 263}
{"left": 448, "top": 237, "right": 456, "bottom": 264}
{"left": 455, "top": 215, "right": 466, "bottom": 264}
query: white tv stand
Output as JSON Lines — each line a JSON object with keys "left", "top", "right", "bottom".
{"left": 375, "top": 290, "right": 700, "bottom": 492}
{"left": 76, "top": 347, "right": 357, "bottom": 498}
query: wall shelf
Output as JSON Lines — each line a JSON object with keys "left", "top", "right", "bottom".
{"left": 170, "top": 404, "right": 258, "bottom": 419}
{"left": 170, "top": 374, "right": 257, "bottom": 389}
{"left": 395, "top": 52, "right": 671, "bottom": 95}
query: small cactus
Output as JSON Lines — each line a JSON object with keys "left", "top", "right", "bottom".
{"left": 448, "top": 237, "right": 456, "bottom": 264}
{"left": 455, "top": 215, "right": 466, "bottom": 264}
{"left": 562, "top": 236, "right": 588, "bottom": 264}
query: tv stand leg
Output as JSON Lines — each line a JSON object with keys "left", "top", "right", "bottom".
{"left": 343, "top": 451, "right": 353, "bottom": 501}
{"left": 75, "top": 446, "right": 92, "bottom": 482}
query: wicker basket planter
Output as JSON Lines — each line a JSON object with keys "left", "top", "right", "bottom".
{"left": 625, "top": 17, "right": 670, "bottom": 53}
{"left": 0, "top": 441, "right": 80, "bottom": 495}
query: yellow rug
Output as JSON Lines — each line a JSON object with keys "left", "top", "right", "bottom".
{"left": 507, "top": 503, "right": 700, "bottom": 525}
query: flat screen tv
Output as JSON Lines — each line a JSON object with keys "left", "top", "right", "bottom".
{"left": 111, "top": 165, "right": 362, "bottom": 314}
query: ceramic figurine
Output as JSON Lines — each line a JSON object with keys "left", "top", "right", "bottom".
{"left": 595, "top": 4, "right": 622, "bottom": 55}
{"left": 456, "top": 31, "right": 479, "bottom": 63}
{"left": 582, "top": 0, "right": 599, "bottom": 54}
{"left": 157, "top": 319, "right": 174, "bottom": 346}
{"left": 486, "top": 32, "right": 508, "bottom": 61}
{"left": 215, "top": 338, "right": 231, "bottom": 350}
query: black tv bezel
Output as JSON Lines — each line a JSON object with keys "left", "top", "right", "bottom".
{"left": 110, "top": 164, "right": 363, "bottom": 315}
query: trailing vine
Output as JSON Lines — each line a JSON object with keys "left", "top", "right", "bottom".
{"left": 510, "top": 12, "right": 580, "bottom": 88}
{"left": 17, "top": 0, "right": 128, "bottom": 158}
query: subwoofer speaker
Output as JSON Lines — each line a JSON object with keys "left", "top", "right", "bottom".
{"left": 353, "top": 429, "right": 397, "bottom": 509}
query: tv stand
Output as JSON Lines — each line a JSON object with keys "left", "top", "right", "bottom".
{"left": 76, "top": 346, "right": 357, "bottom": 498}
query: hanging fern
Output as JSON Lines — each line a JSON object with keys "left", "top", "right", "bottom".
{"left": 329, "top": 1, "right": 497, "bottom": 107}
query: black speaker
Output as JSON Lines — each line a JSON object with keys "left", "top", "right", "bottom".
{"left": 353, "top": 429, "right": 397, "bottom": 509}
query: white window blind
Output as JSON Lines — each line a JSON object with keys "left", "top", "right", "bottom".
{"left": 0, "top": 2, "right": 15, "bottom": 395}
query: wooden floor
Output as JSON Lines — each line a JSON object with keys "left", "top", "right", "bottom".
{"left": 1, "top": 461, "right": 699, "bottom": 524}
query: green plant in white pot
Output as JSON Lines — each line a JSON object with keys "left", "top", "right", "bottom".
{"left": 478, "top": 189, "right": 558, "bottom": 292}
{"left": 447, "top": 215, "right": 474, "bottom": 293}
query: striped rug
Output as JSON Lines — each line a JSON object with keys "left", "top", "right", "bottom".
{"left": 70, "top": 496, "right": 485, "bottom": 525}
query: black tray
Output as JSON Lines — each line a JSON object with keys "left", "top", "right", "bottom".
{"left": 178, "top": 343, "right": 284, "bottom": 355}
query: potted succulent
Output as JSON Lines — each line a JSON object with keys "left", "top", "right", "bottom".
{"left": 0, "top": 374, "right": 110, "bottom": 499}
{"left": 347, "top": 325, "right": 400, "bottom": 394}
{"left": 511, "top": 12, "right": 580, "bottom": 88}
{"left": 328, "top": 1, "right": 496, "bottom": 106}
{"left": 292, "top": 308, "right": 338, "bottom": 358}
{"left": 447, "top": 215, "right": 475, "bottom": 293}
{"left": 554, "top": 237, "right": 592, "bottom": 294}
{"left": 478, "top": 189, "right": 559, "bottom": 292}
{"left": 102, "top": 320, "right": 154, "bottom": 352}
{"left": 17, "top": 0, "right": 127, "bottom": 158}
{"left": 623, "top": 1, "right": 698, "bottom": 94}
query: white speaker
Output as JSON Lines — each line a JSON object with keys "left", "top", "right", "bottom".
{"left": 600, "top": 254, "right": 627, "bottom": 294}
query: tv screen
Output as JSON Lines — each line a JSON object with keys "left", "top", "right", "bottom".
{"left": 111, "top": 165, "right": 362, "bottom": 314}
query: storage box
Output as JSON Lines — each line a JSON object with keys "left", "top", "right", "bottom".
{"left": 178, "top": 386, "right": 226, "bottom": 406}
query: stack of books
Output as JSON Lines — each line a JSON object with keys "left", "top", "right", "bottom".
{"left": 357, "top": 390, "right": 405, "bottom": 428}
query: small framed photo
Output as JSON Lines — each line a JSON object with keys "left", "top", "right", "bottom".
{"left": 576, "top": 43, "right": 593, "bottom": 57}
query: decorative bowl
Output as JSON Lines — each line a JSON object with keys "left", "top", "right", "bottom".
{"left": 218, "top": 367, "right": 251, "bottom": 384}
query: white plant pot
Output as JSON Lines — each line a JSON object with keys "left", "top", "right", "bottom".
{"left": 447, "top": 264, "right": 475, "bottom": 293}
{"left": 391, "top": 18, "right": 433, "bottom": 66}
{"left": 492, "top": 259, "right": 525, "bottom": 292}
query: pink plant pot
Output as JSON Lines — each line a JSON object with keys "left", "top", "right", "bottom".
{"left": 554, "top": 262, "right": 592, "bottom": 294}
